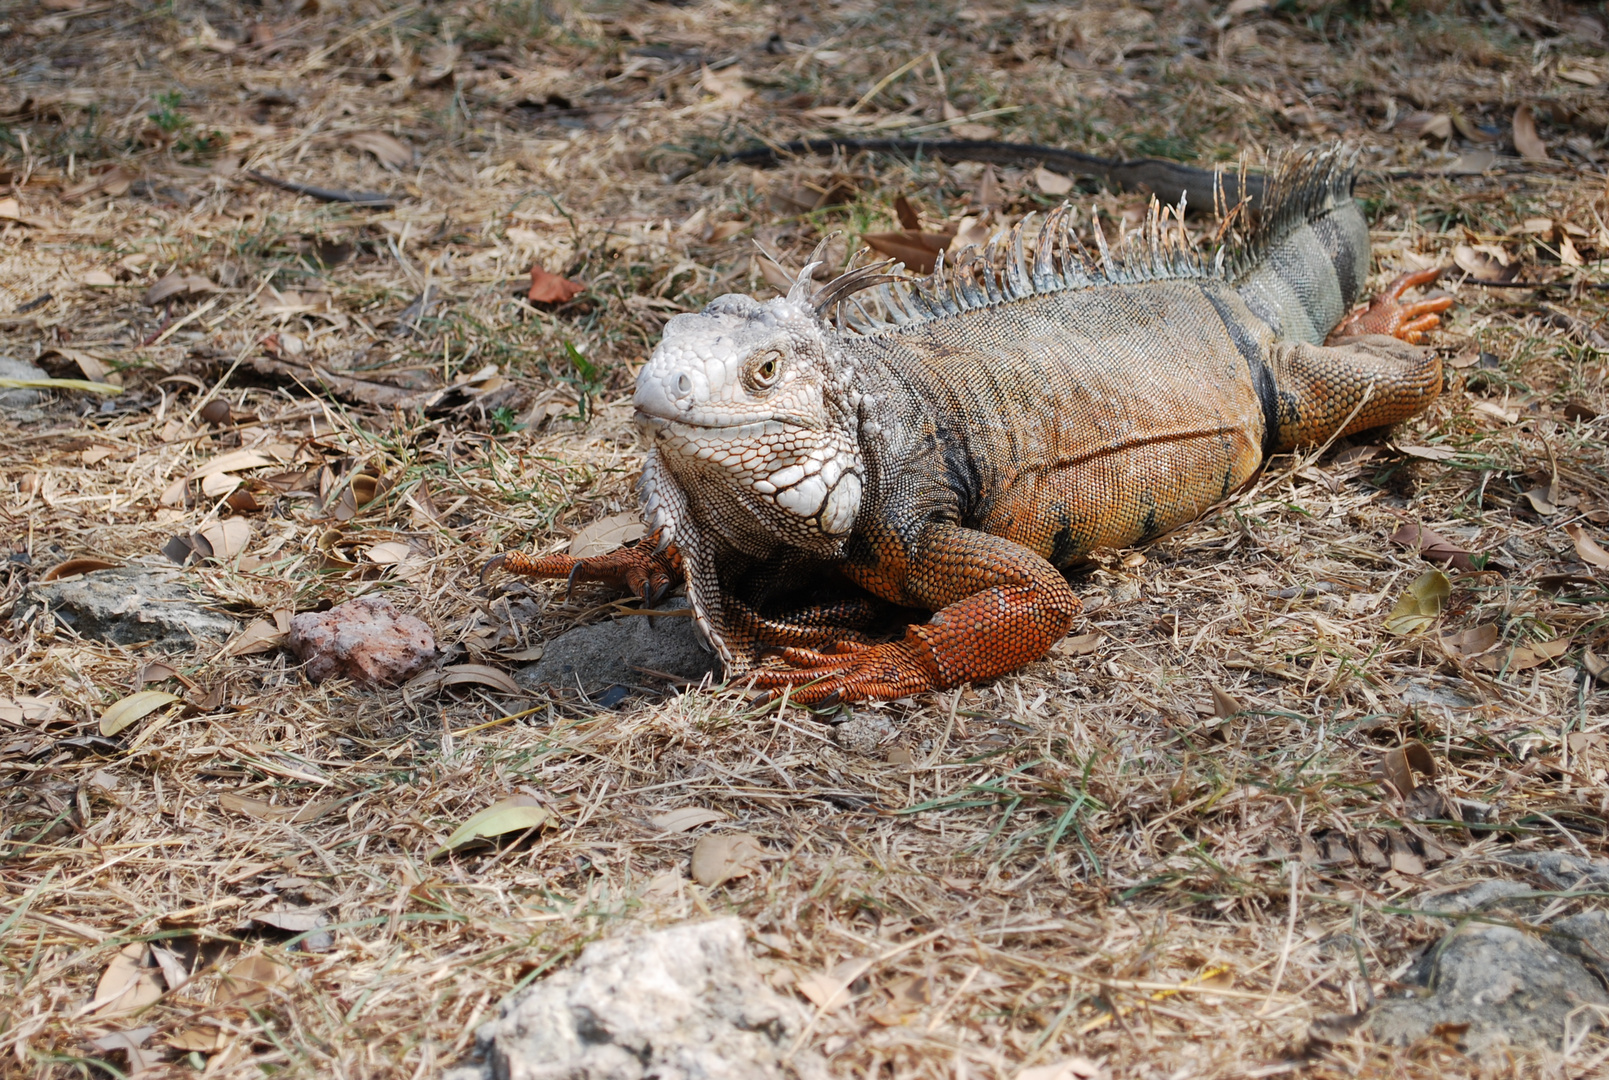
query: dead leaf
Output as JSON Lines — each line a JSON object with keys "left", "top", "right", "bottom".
{"left": 1384, "top": 570, "right": 1450, "bottom": 635}
{"left": 1476, "top": 636, "right": 1571, "bottom": 672}
{"left": 437, "top": 664, "right": 522, "bottom": 695}
{"left": 527, "top": 263, "right": 585, "bottom": 305}
{"left": 250, "top": 906, "right": 327, "bottom": 933}
{"left": 1053, "top": 631, "right": 1102, "bottom": 657}
{"left": 569, "top": 512, "right": 646, "bottom": 558}
{"left": 1034, "top": 166, "right": 1074, "bottom": 196}
{"left": 42, "top": 557, "right": 120, "bottom": 580}
{"left": 1523, "top": 484, "right": 1560, "bottom": 516}
{"left": 1390, "top": 522, "right": 1480, "bottom": 573}
{"left": 100, "top": 690, "right": 181, "bottom": 737}
{"left": 141, "top": 274, "right": 217, "bottom": 306}
{"left": 343, "top": 130, "right": 413, "bottom": 169}
{"left": 91, "top": 943, "right": 164, "bottom": 1016}
{"left": 1209, "top": 684, "right": 1243, "bottom": 719}
{"left": 1513, "top": 104, "right": 1551, "bottom": 162}
{"left": 431, "top": 795, "right": 556, "bottom": 858}
{"left": 219, "top": 792, "right": 344, "bottom": 823}
{"left": 1584, "top": 647, "right": 1609, "bottom": 681}
{"left": 1397, "top": 111, "right": 1453, "bottom": 142}
{"left": 199, "top": 518, "right": 252, "bottom": 561}
{"left": 690, "top": 832, "right": 765, "bottom": 887}
{"left": 1442, "top": 624, "right": 1499, "bottom": 658}
{"left": 1452, "top": 244, "right": 1518, "bottom": 283}
{"left": 217, "top": 952, "right": 291, "bottom": 1007}
{"left": 82, "top": 269, "right": 117, "bottom": 287}
{"left": 188, "top": 449, "right": 276, "bottom": 480}
{"left": 1565, "top": 523, "right": 1609, "bottom": 569}
{"left": 861, "top": 229, "right": 952, "bottom": 275}
{"left": 1396, "top": 444, "right": 1458, "bottom": 462}
{"left": 166, "top": 1025, "right": 226, "bottom": 1053}
{"left": 795, "top": 958, "right": 866, "bottom": 1012}
{"left": 650, "top": 806, "right": 729, "bottom": 833}
{"left": 365, "top": 540, "right": 413, "bottom": 564}
{"left": 226, "top": 618, "right": 287, "bottom": 657}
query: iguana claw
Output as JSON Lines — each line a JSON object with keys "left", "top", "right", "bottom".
{"left": 483, "top": 533, "right": 684, "bottom": 608}
{"left": 1327, "top": 267, "right": 1454, "bottom": 345}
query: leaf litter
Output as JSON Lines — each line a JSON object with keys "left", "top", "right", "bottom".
{"left": 3, "top": 1, "right": 1609, "bottom": 1078}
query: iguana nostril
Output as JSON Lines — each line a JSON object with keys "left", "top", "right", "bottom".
{"left": 675, "top": 373, "right": 692, "bottom": 396}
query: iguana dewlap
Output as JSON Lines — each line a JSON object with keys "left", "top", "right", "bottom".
{"left": 490, "top": 147, "right": 1448, "bottom": 704}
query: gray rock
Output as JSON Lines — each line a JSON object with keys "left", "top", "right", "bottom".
{"left": 21, "top": 567, "right": 238, "bottom": 651}
{"left": 517, "top": 606, "right": 719, "bottom": 696}
{"left": 1501, "top": 851, "right": 1609, "bottom": 891}
{"left": 1368, "top": 922, "right": 1609, "bottom": 1054}
{"left": 1421, "top": 878, "right": 1536, "bottom": 915}
{"left": 833, "top": 711, "right": 898, "bottom": 754}
{"left": 0, "top": 357, "right": 50, "bottom": 411}
{"left": 453, "top": 917, "right": 820, "bottom": 1080}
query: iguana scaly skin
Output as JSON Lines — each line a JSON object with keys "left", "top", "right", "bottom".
{"left": 489, "top": 147, "right": 1449, "bottom": 704}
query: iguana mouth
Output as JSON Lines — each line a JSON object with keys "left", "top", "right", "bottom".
{"left": 634, "top": 413, "right": 818, "bottom": 440}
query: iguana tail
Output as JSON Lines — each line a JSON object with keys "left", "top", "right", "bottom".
{"left": 1225, "top": 147, "right": 1370, "bottom": 346}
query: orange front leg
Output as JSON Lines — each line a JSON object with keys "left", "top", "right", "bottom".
{"left": 482, "top": 530, "right": 684, "bottom": 606}
{"left": 749, "top": 524, "right": 1081, "bottom": 705}
{"left": 1328, "top": 267, "right": 1454, "bottom": 346}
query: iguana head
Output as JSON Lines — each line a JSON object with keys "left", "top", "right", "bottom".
{"left": 634, "top": 283, "right": 864, "bottom": 552}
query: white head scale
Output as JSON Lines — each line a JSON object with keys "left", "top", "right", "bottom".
{"left": 634, "top": 283, "right": 863, "bottom": 553}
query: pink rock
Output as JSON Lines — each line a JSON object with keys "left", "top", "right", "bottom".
{"left": 288, "top": 596, "right": 436, "bottom": 685}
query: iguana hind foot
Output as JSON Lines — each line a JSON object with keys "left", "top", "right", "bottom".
{"left": 1327, "top": 267, "right": 1453, "bottom": 345}
{"left": 483, "top": 533, "right": 683, "bottom": 606}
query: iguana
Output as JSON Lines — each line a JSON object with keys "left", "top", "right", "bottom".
{"left": 486, "top": 146, "right": 1451, "bottom": 705}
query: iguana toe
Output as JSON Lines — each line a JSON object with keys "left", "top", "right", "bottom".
{"left": 1327, "top": 267, "right": 1454, "bottom": 344}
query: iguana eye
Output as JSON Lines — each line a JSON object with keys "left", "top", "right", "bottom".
{"left": 746, "top": 351, "right": 783, "bottom": 390}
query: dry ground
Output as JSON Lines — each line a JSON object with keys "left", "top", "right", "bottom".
{"left": 4, "top": 0, "right": 1609, "bottom": 1076}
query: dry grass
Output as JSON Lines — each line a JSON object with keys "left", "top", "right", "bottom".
{"left": 4, "top": 0, "right": 1609, "bottom": 1077}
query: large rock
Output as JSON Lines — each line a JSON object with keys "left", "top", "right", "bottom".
{"left": 1356, "top": 869, "right": 1609, "bottom": 1056}
{"left": 22, "top": 567, "right": 238, "bottom": 651}
{"left": 288, "top": 595, "right": 436, "bottom": 685}
{"left": 516, "top": 606, "right": 719, "bottom": 696}
{"left": 447, "top": 918, "right": 817, "bottom": 1080}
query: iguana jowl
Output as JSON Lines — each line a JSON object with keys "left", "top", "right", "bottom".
{"left": 488, "top": 147, "right": 1450, "bottom": 704}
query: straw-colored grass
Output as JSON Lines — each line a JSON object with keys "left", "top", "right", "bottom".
{"left": 4, "top": 1, "right": 1609, "bottom": 1077}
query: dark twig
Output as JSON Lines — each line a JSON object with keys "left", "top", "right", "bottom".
{"left": 245, "top": 170, "right": 396, "bottom": 208}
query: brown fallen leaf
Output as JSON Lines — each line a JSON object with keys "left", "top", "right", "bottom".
{"left": 226, "top": 617, "right": 287, "bottom": 657}
{"left": 199, "top": 518, "right": 253, "bottom": 561}
{"left": 861, "top": 229, "right": 953, "bottom": 275}
{"left": 1034, "top": 165, "right": 1075, "bottom": 196}
{"left": 217, "top": 952, "right": 292, "bottom": 1007}
{"left": 1384, "top": 570, "right": 1450, "bottom": 635}
{"left": 1397, "top": 111, "right": 1453, "bottom": 142}
{"left": 42, "top": 557, "right": 121, "bottom": 581}
{"left": 1209, "top": 683, "right": 1244, "bottom": 719}
{"left": 569, "top": 512, "right": 646, "bottom": 558}
{"left": 1053, "top": 631, "right": 1102, "bottom": 657}
{"left": 1513, "top": 104, "right": 1552, "bottom": 162}
{"left": 1442, "top": 623, "right": 1499, "bottom": 658}
{"left": 1585, "top": 647, "right": 1609, "bottom": 681}
{"left": 1565, "top": 523, "right": 1609, "bottom": 570}
{"left": 1451, "top": 244, "right": 1518, "bottom": 284}
{"left": 527, "top": 263, "right": 585, "bottom": 305}
{"left": 342, "top": 130, "right": 413, "bottom": 169}
{"left": 690, "top": 832, "right": 765, "bottom": 887}
{"left": 91, "top": 943, "right": 164, "bottom": 1016}
{"left": 219, "top": 792, "right": 344, "bottom": 823}
{"left": 1389, "top": 522, "right": 1479, "bottom": 573}
{"left": 1476, "top": 637, "right": 1571, "bottom": 672}
{"left": 142, "top": 274, "right": 218, "bottom": 306}
{"left": 795, "top": 957, "right": 867, "bottom": 1013}
{"left": 650, "top": 806, "right": 729, "bottom": 833}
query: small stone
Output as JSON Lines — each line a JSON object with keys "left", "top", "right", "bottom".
{"left": 288, "top": 596, "right": 435, "bottom": 685}
{"left": 0, "top": 357, "right": 50, "bottom": 411}
{"left": 832, "top": 710, "right": 898, "bottom": 754}
{"left": 516, "top": 603, "right": 719, "bottom": 696}
{"left": 452, "top": 917, "right": 820, "bottom": 1080}
{"left": 22, "top": 567, "right": 239, "bottom": 651}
